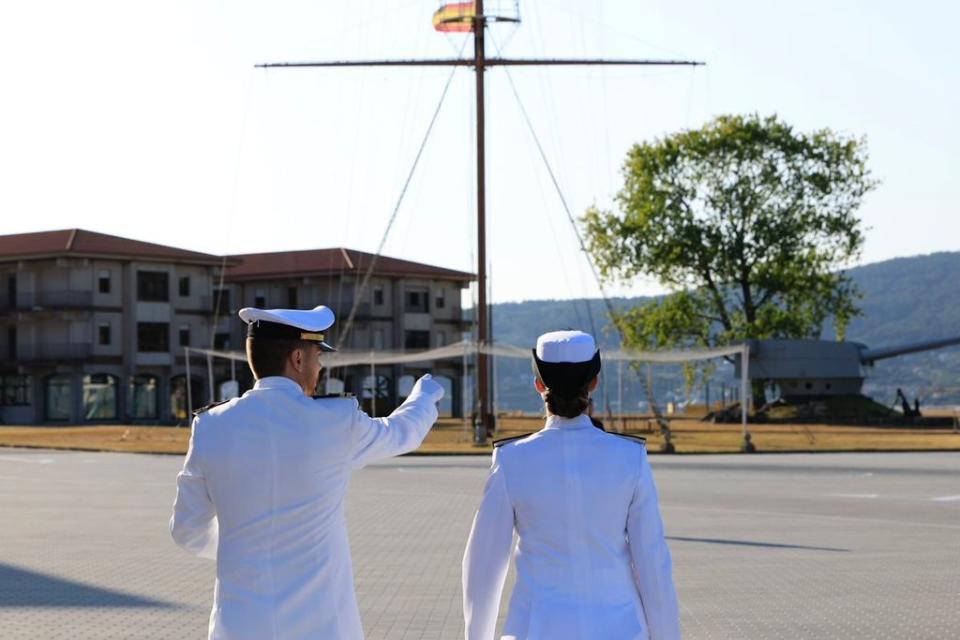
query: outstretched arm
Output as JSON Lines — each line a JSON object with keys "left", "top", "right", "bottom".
{"left": 463, "top": 449, "right": 514, "bottom": 640}
{"left": 627, "top": 447, "right": 680, "bottom": 640}
{"left": 351, "top": 374, "right": 443, "bottom": 469}
{"left": 170, "top": 420, "right": 218, "bottom": 559}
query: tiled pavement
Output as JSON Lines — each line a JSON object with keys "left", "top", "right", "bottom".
{"left": 0, "top": 448, "right": 957, "bottom": 639}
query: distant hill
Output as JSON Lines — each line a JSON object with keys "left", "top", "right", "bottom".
{"left": 488, "top": 252, "right": 960, "bottom": 412}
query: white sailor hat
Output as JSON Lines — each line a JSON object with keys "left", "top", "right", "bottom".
{"left": 238, "top": 305, "right": 337, "bottom": 352}
{"left": 531, "top": 330, "right": 601, "bottom": 397}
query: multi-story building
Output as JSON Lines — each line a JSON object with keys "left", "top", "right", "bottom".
{"left": 0, "top": 229, "right": 473, "bottom": 425}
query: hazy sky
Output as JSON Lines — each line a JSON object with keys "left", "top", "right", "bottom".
{"left": 1, "top": 1, "right": 957, "bottom": 304}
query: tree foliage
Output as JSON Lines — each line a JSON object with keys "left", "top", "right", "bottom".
{"left": 583, "top": 114, "right": 876, "bottom": 357}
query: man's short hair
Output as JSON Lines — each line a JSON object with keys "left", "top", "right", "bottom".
{"left": 246, "top": 337, "right": 311, "bottom": 379}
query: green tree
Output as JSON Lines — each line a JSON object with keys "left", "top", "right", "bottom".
{"left": 582, "top": 114, "right": 876, "bottom": 406}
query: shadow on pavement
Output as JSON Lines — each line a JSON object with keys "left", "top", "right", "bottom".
{"left": 667, "top": 536, "right": 850, "bottom": 552}
{"left": 0, "top": 562, "right": 176, "bottom": 608}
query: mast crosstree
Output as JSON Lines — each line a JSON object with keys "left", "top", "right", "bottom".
{"left": 257, "top": 2, "right": 704, "bottom": 441}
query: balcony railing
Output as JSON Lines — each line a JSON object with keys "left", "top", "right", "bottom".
{"left": 2, "top": 291, "right": 94, "bottom": 311}
{"left": 2, "top": 343, "right": 93, "bottom": 362}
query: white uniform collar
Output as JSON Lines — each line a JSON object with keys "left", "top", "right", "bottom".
{"left": 253, "top": 376, "right": 305, "bottom": 394}
{"left": 543, "top": 413, "right": 594, "bottom": 430}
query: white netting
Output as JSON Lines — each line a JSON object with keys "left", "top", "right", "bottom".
{"left": 185, "top": 340, "right": 745, "bottom": 367}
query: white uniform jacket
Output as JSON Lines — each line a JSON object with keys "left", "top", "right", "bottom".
{"left": 171, "top": 375, "right": 440, "bottom": 640}
{"left": 462, "top": 414, "right": 680, "bottom": 640}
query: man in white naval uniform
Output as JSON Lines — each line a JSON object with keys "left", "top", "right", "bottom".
{"left": 171, "top": 305, "right": 444, "bottom": 640}
{"left": 463, "top": 330, "right": 680, "bottom": 640}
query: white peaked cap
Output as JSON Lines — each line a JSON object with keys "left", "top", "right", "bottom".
{"left": 239, "top": 305, "right": 335, "bottom": 331}
{"left": 238, "top": 305, "right": 337, "bottom": 351}
{"left": 535, "top": 330, "right": 597, "bottom": 363}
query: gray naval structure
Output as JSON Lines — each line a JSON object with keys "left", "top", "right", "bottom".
{"left": 736, "top": 335, "right": 960, "bottom": 401}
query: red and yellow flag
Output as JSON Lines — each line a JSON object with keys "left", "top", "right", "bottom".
{"left": 432, "top": 1, "right": 475, "bottom": 33}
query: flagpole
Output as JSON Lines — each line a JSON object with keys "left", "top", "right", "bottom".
{"left": 474, "top": 0, "right": 491, "bottom": 442}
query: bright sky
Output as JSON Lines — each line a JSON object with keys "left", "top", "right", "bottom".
{"left": 1, "top": 1, "right": 957, "bottom": 304}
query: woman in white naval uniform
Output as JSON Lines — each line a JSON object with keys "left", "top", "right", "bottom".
{"left": 462, "top": 330, "right": 679, "bottom": 640}
{"left": 170, "top": 305, "right": 444, "bottom": 640}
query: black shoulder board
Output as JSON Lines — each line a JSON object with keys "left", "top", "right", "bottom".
{"left": 610, "top": 433, "right": 647, "bottom": 446}
{"left": 492, "top": 432, "right": 534, "bottom": 448}
{"left": 193, "top": 400, "right": 228, "bottom": 417}
{"left": 312, "top": 392, "right": 356, "bottom": 400}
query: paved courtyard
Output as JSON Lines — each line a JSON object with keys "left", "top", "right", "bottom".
{"left": 0, "top": 447, "right": 957, "bottom": 639}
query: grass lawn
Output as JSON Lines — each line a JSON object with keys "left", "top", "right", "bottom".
{"left": 1, "top": 415, "right": 958, "bottom": 455}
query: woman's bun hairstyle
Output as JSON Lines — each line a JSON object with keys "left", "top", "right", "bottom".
{"left": 543, "top": 380, "right": 592, "bottom": 418}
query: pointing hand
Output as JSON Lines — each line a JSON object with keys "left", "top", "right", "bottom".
{"left": 412, "top": 374, "right": 445, "bottom": 404}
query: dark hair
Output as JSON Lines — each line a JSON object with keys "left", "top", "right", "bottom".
{"left": 246, "top": 337, "right": 311, "bottom": 379}
{"left": 543, "top": 379, "right": 593, "bottom": 418}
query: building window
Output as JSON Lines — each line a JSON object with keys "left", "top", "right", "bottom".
{"left": 404, "top": 330, "right": 430, "bottom": 350}
{"left": 98, "top": 270, "right": 111, "bottom": 294}
{"left": 287, "top": 287, "right": 298, "bottom": 308}
{"left": 45, "top": 375, "right": 72, "bottom": 420}
{"left": 98, "top": 323, "right": 111, "bottom": 346}
{"left": 129, "top": 374, "right": 159, "bottom": 419}
{"left": 405, "top": 289, "right": 429, "bottom": 313}
{"left": 436, "top": 331, "right": 447, "bottom": 347}
{"left": 214, "top": 333, "right": 230, "bottom": 350}
{"left": 373, "top": 287, "right": 384, "bottom": 306}
{"left": 170, "top": 374, "right": 205, "bottom": 421}
{"left": 7, "top": 327, "right": 16, "bottom": 360}
{"left": 435, "top": 289, "right": 446, "bottom": 309}
{"left": 360, "top": 374, "right": 391, "bottom": 416}
{"left": 137, "top": 322, "right": 169, "bottom": 352}
{"left": 0, "top": 375, "right": 32, "bottom": 406}
{"left": 83, "top": 373, "right": 118, "bottom": 420}
{"left": 374, "top": 329, "right": 385, "bottom": 350}
{"left": 6, "top": 275, "right": 16, "bottom": 309}
{"left": 179, "top": 325, "right": 190, "bottom": 347}
{"left": 254, "top": 290, "right": 266, "bottom": 308}
{"left": 213, "top": 289, "right": 230, "bottom": 314}
{"left": 178, "top": 276, "right": 190, "bottom": 297}
{"left": 137, "top": 271, "right": 169, "bottom": 302}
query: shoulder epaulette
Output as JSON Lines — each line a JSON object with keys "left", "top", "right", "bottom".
{"left": 609, "top": 433, "right": 647, "bottom": 446}
{"left": 492, "top": 432, "right": 534, "bottom": 448}
{"left": 193, "top": 400, "right": 228, "bottom": 417}
{"left": 312, "top": 392, "right": 356, "bottom": 400}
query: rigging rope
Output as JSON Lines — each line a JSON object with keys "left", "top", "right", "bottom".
{"left": 491, "top": 29, "right": 673, "bottom": 426}
{"left": 493, "top": 37, "right": 611, "bottom": 339}
{"left": 336, "top": 38, "right": 468, "bottom": 352}
{"left": 209, "top": 70, "right": 259, "bottom": 350}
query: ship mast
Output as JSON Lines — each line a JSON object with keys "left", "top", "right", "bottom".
{"left": 257, "top": 3, "right": 703, "bottom": 441}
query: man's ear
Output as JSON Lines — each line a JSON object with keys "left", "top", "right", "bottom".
{"left": 589, "top": 375, "right": 600, "bottom": 391}
{"left": 534, "top": 377, "right": 547, "bottom": 393}
{"left": 290, "top": 346, "right": 305, "bottom": 372}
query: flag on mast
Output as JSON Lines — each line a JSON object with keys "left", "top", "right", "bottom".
{"left": 433, "top": 1, "right": 475, "bottom": 33}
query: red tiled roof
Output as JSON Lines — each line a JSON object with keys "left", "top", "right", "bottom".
{"left": 226, "top": 248, "right": 475, "bottom": 283}
{"left": 0, "top": 229, "right": 475, "bottom": 281}
{"left": 0, "top": 229, "right": 226, "bottom": 265}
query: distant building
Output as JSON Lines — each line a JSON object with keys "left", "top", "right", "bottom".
{"left": 0, "top": 229, "right": 473, "bottom": 425}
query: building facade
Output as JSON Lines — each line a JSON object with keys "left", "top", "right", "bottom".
{"left": 0, "top": 230, "right": 473, "bottom": 425}
{"left": 221, "top": 248, "right": 473, "bottom": 417}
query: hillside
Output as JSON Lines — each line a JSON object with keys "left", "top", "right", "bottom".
{"left": 488, "top": 251, "right": 960, "bottom": 412}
